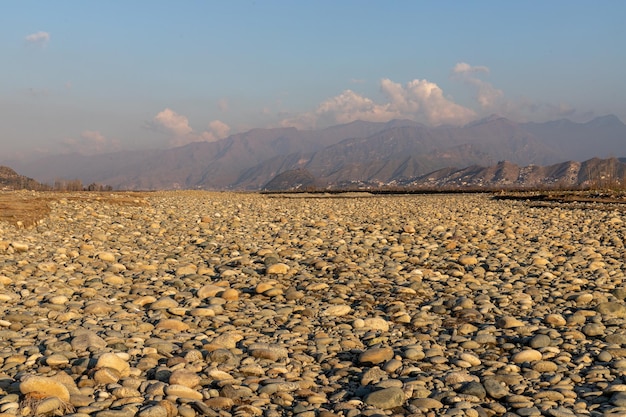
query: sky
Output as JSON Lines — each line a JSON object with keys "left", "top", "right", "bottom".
{"left": 2, "top": 1, "right": 625, "bottom": 157}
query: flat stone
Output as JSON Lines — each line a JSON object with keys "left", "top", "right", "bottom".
{"left": 164, "top": 384, "right": 203, "bottom": 400}
{"left": 96, "top": 353, "right": 130, "bottom": 377}
{"left": 197, "top": 285, "right": 224, "bottom": 299}
{"left": 459, "top": 381, "right": 486, "bottom": 399}
{"left": 155, "top": 319, "right": 190, "bottom": 331}
{"left": 11, "top": 242, "right": 29, "bottom": 252}
{"left": 84, "top": 302, "right": 113, "bottom": 315}
{"left": 582, "top": 323, "right": 605, "bottom": 337}
{"left": 363, "top": 317, "right": 390, "bottom": 332}
{"left": 364, "top": 387, "right": 405, "bottom": 409}
{"left": 266, "top": 263, "right": 290, "bottom": 275}
{"left": 529, "top": 334, "right": 551, "bottom": 348}
{"left": 138, "top": 405, "right": 168, "bottom": 417}
{"left": 597, "top": 302, "right": 626, "bottom": 318}
{"left": 496, "top": 316, "right": 524, "bottom": 328}
{"left": 249, "top": 344, "right": 289, "bottom": 361}
{"left": 483, "top": 378, "right": 509, "bottom": 399}
{"left": 34, "top": 397, "right": 64, "bottom": 415}
{"left": 20, "top": 375, "right": 70, "bottom": 402}
{"left": 458, "top": 255, "right": 478, "bottom": 266}
{"left": 322, "top": 305, "right": 351, "bottom": 317}
{"left": 93, "top": 367, "right": 121, "bottom": 384}
{"left": 512, "top": 349, "right": 543, "bottom": 363}
{"left": 46, "top": 353, "right": 70, "bottom": 367}
{"left": 97, "top": 252, "right": 116, "bottom": 262}
{"left": 204, "top": 397, "right": 235, "bottom": 408}
{"left": 169, "top": 369, "right": 201, "bottom": 388}
{"left": 359, "top": 347, "right": 394, "bottom": 364}
{"left": 150, "top": 297, "right": 178, "bottom": 309}
{"left": 544, "top": 314, "right": 567, "bottom": 326}
{"left": 410, "top": 398, "right": 444, "bottom": 410}
{"left": 533, "top": 360, "right": 558, "bottom": 372}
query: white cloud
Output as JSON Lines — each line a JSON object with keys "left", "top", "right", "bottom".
{"left": 451, "top": 62, "right": 580, "bottom": 121}
{"left": 151, "top": 108, "right": 231, "bottom": 146}
{"left": 25, "top": 31, "right": 50, "bottom": 46}
{"left": 152, "top": 108, "right": 193, "bottom": 137}
{"left": 208, "top": 120, "right": 230, "bottom": 138}
{"left": 451, "top": 62, "right": 504, "bottom": 109}
{"left": 281, "top": 77, "right": 475, "bottom": 129}
{"left": 60, "top": 130, "right": 120, "bottom": 154}
{"left": 201, "top": 120, "right": 231, "bottom": 143}
{"left": 453, "top": 62, "right": 490, "bottom": 75}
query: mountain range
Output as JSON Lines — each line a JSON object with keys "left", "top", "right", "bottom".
{"left": 6, "top": 114, "right": 626, "bottom": 190}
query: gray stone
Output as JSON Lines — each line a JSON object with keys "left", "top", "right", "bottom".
{"left": 460, "top": 381, "right": 486, "bottom": 399}
{"left": 529, "top": 334, "right": 551, "bottom": 348}
{"left": 364, "top": 387, "right": 405, "bottom": 409}
{"left": 483, "top": 378, "right": 509, "bottom": 399}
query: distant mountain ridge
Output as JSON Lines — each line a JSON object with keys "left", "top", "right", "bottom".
{"left": 396, "top": 157, "right": 626, "bottom": 190}
{"left": 7, "top": 115, "right": 626, "bottom": 190}
{"left": 262, "top": 158, "right": 626, "bottom": 191}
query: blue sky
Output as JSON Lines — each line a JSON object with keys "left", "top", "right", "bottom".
{"left": 2, "top": 1, "right": 625, "bottom": 156}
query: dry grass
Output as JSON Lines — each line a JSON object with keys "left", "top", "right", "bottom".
{"left": 0, "top": 191, "right": 149, "bottom": 228}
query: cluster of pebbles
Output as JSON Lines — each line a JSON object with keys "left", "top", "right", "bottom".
{"left": 0, "top": 191, "right": 626, "bottom": 417}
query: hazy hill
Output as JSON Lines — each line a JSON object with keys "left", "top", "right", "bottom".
{"left": 234, "top": 116, "right": 560, "bottom": 188}
{"left": 398, "top": 157, "right": 626, "bottom": 189}
{"left": 10, "top": 115, "right": 626, "bottom": 190}
{"left": 262, "top": 168, "right": 318, "bottom": 191}
{"left": 522, "top": 115, "right": 626, "bottom": 160}
{"left": 13, "top": 119, "right": 418, "bottom": 190}
{"left": 0, "top": 166, "right": 48, "bottom": 190}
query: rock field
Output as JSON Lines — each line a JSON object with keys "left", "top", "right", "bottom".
{"left": 1, "top": 191, "right": 626, "bottom": 417}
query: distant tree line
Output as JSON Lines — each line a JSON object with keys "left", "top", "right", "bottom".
{"left": 52, "top": 179, "right": 113, "bottom": 191}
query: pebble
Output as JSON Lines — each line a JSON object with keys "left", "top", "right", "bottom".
{"left": 483, "top": 378, "right": 509, "bottom": 399}
{"left": 266, "top": 263, "right": 290, "bottom": 275}
{"left": 1, "top": 191, "right": 624, "bottom": 416}
{"left": 359, "top": 347, "right": 394, "bottom": 364}
{"left": 529, "top": 334, "right": 551, "bottom": 348}
{"left": 96, "top": 353, "right": 130, "bottom": 377}
{"left": 363, "top": 317, "right": 390, "bottom": 332}
{"left": 511, "top": 349, "right": 543, "bottom": 363}
{"left": 363, "top": 387, "right": 405, "bottom": 409}
{"left": 138, "top": 405, "right": 168, "bottom": 417}
{"left": 322, "top": 305, "right": 352, "bottom": 317}
{"left": 19, "top": 375, "right": 71, "bottom": 402}
{"left": 411, "top": 398, "right": 444, "bottom": 410}
{"left": 71, "top": 330, "right": 108, "bottom": 351}
{"left": 163, "top": 384, "right": 203, "bottom": 400}
{"left": 169, "top": 369, "right": 201, "bottom": 388}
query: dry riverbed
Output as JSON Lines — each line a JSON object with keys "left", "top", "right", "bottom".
{"left": 0, "top": 191, "right": 625, "bottom": 417}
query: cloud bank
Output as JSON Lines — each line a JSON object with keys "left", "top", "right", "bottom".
{"left": 25, "top": 31, "right": 50, "bottom": 46}
{"left": 451, "top": 61, "right": 504, "bottom": 109}
{"left": 451, "top": 62, "right": 581, "bottom": 122}
{"left": 279, "top": 62, "right": 583, "bottom": 129}
{"left": 60, "top": 130, "right": 120, "bottom": 154}
{"left": 281, "top": 77, "right": 476, "bottom": 129}
{"left": 151, "top": 108, "right": 230, "bottom": 146}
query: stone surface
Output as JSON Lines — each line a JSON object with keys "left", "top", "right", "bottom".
{"left": 512, "top": 349, "right": 543, "bottom": 363}
{"left": 20, "top": 376, "right": 71, "bottom": 402}
{"left": 1, "top": 191, "right": 625, "bottom": 416}
{"left": 364, "top": 387, "right": 405, "bottom": 409}
{"left": 96, "top": 353, "right": 131, "bottom": 377}
{"left": 359, "top": 347, "right": 394, "bottom": 364}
